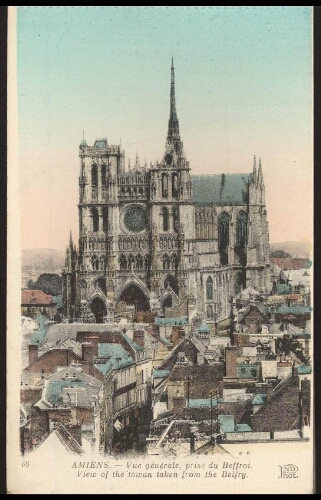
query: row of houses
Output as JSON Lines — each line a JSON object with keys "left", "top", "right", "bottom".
{"left": 20, "top": 280, "right": 312, "bottom": 457}
{"left": 20, "top": 322, "right": 175, "bottom": 455}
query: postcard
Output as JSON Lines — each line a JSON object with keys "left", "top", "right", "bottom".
{"left": 7, "top": 6, "right": 314, "bottom": 494}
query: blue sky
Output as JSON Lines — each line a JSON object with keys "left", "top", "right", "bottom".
{"left": 16, "top": 6, "right": 313, "bottom": 250}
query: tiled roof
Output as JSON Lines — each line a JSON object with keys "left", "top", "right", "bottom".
{"left": 53, "top": 339, "right": 82, "bottom": 357}
{"left": 187, "top": 398, "right": 220, "bottom": 408}
{"left": 251, "top": 376, "right": 302, "bottom": 432}
{"left": 168, "top": 364, "right": 223, "bottom": 399}
{"left": 53, "top": 424, "right": 84, "bottom": 454}
{"left": 95, "top": 342, "right": 134, "bottom": 374}
{"left": 21, "top": 289, "right": 53, "bottom": 305}
{"left": 252, "top": 394, "right": 266, "bottom": 405}
{"left": 198, "top": 322, "right": 211, "bottom": 333}
{"left": 29, "top": 315, "right": 49, "bottom": 346}
{"left": 297, "top": 365, "right": 312, "bottom": 375}
{"left": 153, "top": 369, "right": 171, "bottom": 378}
{"left": 265, "top": 305, "right": 312, "bottom": 315}
{"left": 98, "top": 342, "right": 131, "bottom": 359}
{"left": 219, "top": 414, "right": 235, "bottom": 433}
{"left": 93, "top": 138, "right": 108, "bottom": 149}
{"left": 62, "top": 387, "right": 91, "bottom": 407}
{"left": 44, "top": 367, "right": 102, "bottom": 406}
{"left": 155, "top": 317, "right": 188, "bottom": 326}
{"left": 235, "top": 423, "right": 252, "bottom": 432}
{"left": 121, "top": 332, "right": 144, "bottom": 352}
{"left": 192, "top": 173, "right": 250, "bottom": 206}
{"left": 47, "top": 380, "right": 85, "bottom": 405}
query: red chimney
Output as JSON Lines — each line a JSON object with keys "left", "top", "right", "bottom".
{"left": 133, "top": 329, "right": 145, "bottom": 347}
{"left": 82, "top": 343, "right": 94, "bottom": 375}
{"left": 225, "top": 346, "right": 237, "bottom": 378}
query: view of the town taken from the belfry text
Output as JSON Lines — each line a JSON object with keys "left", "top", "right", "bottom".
{"left": 18, "top": 7, "right": 312, "bottom": 460}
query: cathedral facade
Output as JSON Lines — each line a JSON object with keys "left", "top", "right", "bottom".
{"left": 62, "top": 60, "right": 271, "bottom": 324}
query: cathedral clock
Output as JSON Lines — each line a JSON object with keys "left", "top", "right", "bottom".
{"left": 124, "top": 205, "right": 147, "bottom": 232}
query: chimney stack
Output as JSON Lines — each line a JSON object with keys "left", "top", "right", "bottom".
{"left": 133, "top": 329, "right": 145, "bottom": 348}
{"left": 225, "top": 346, "right": 237, "bottom": 378}
{"left": 28, "top": 344, "right": 38, "bottom": 366}
{"left": 171, "top": 326, "right": 185, "bottom": 348}
{"left": 82, "top": 343, "right": 94, "bottom": 376}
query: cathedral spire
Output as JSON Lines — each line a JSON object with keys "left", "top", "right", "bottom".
{"left": 258, "top": 157, "right": 264, "bottom": 185}
{"left": 253, "top": 155, "right": 257, "bottom": 183}
{"left": 167, "top": 58, "right": 180, "bottom": 143}
{"left": 69, "top": 230, "right": 73, "bottom": 250}
{"left": 135, "top": 152, "right": 140, "bottom": 170}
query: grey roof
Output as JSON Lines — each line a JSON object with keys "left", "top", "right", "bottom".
{"left": 94, "top": 138, "right": 108, "bottom": 149}
{"left": 192, "top": 173, "right": 250, "bottom": 206}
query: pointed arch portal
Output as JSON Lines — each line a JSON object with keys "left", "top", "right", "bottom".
{"left": 118, "top": 284, "right": 150, "bottom": 312}
{"left": 90, "top": 297, "right": 107, "bottom": 323}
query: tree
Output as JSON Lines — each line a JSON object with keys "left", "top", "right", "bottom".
{"left": 27, "top": 273, "right": 62, "bottom": 296}
{"left": 270, "top": 249, "right": 292, "bottom": 258}
{"left": 275, "top": 333, "right": 308, "bottom": 364}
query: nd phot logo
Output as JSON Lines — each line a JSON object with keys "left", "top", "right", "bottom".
{"left": 278, "top": 464, "right": 299, "bottom": 479}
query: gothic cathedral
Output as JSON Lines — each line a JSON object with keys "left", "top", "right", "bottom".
{"left": 62, "top": 59, "right": 271, "bottom": 324}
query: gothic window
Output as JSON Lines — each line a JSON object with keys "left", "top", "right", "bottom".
{"left": 163, "top": 254, "right": 170, "bottom": 270}
{"left": 162, "top": 173, "right": 168, "bottom": 198}
{"left": 92, "top": 207, "right": 99, "bottom": 233}
{"left": 218, "top": 212, "right": 230, "bottom": 265}
{"left": 163, "top": 207, "right": 169, "bottom": 231}
{"left": 101, "top": 164, "right": 106, "bottom": 186}
{"left": 207, "top": 305, "right": 213, "bottom": 319}
{"left": 144, "top": 255, "right": 149, "bottom": 270}
{"left": 172, "top": 173, "right": 178, "bottom": 198}
{"left": 236, "top": 211, "right": 247, "bottom": 247}
{"left": 124, "top": 206, "right": 147, "bottom": 232}
{"left": 91, "top": 165, "right": 98, "bottom": 186}
{"left": 206, "top": 276, "right": 213, "bottom": 300}
{"left": 102, "top": 207, "right": 108, "bottom": 234}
